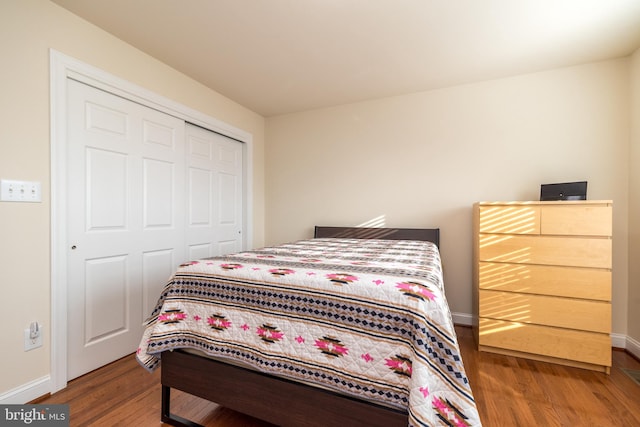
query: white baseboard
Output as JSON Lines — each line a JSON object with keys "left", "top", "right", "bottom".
{"left": 0, "top": 376, "right": 50, "bottom": 404}
{"left": 626, "top": 334, "right": 640, "bottom": 360}
{"left": 611, "top": 332, "right": 627, "bottom": 349}
{"left": 452, "top": 311, "right": 473, "bottom": 326}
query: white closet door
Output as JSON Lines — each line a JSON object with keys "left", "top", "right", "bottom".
{"left": 66, "top": 79, "right": 186, "bottom": 380}
{"left": 186, "top": 124, "right": 244, "bottom": 259}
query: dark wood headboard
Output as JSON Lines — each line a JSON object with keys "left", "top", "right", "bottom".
{"left": 314, "top": 226, "right": 440, "bottom": 248}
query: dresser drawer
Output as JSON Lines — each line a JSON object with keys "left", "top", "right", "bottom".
{"left": 478, "top": 205, "right": 540, "bottom": 234}
{"left": 478, "top": 234, "right": 612, "bottom": 269}
{"left": 541, "top": 205, "right": 612, "bottom": 236}
{"left": 478, "top": 262, "right": 611, "bottom": 301}
{"left": 478, "top": 318, "right": 611, "bottom": 367}
{"left": 479, "top": 290, "right": 611, "bottom": 333}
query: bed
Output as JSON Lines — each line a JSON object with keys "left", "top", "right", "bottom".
{"left": 137, "top": 226, "right": 481, "bottom": 427}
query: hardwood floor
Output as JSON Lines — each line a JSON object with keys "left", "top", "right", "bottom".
{"left": 40, "top": 326, "right": 640, "bottom": 426}
{"left": 456, "top": 326, "right": 640, "bottom": 426}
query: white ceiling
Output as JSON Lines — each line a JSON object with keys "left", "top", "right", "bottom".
{"left": 51, "top": 0, "right": 640, "bottom": 117}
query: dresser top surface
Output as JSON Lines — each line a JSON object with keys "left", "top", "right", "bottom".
{"left": 476, "top": 200, "right": 612, "bottom": 206}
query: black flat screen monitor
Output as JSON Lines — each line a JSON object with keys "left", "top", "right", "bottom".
{"left": 540, "top": 181, "right": 587, "bottom": 201}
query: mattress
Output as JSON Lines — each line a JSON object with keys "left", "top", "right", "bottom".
{"left": 137, "top": 237, "right": 481, "bottom": 426}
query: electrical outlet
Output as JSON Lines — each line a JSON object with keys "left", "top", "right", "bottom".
{"left": 1, "top": 179, "right": 42, "bottom": 202}
{"left": 24, "top": 323, "right": 43, "bottom": 351}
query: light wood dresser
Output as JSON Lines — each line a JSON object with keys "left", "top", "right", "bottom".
{"left": 473, "top": 200, "right": 612, "bottom": 373}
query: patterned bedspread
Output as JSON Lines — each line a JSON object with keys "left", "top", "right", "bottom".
{"left": 137, "top": 238, "right": 481, "bottom": 426}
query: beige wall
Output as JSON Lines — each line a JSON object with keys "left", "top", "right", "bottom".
{"left": 629, "top": 48, "right": 640, "bottom": 344}
{"left": 0, "top": 1, "right": 264, "bottom": 396}
{"left": 266, "top": 60, "right": 630, "bottom": 336}
{"left": 2, "top": 0, "right": 637, "bottom": 403}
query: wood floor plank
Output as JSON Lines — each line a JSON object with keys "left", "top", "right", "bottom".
{"left": 39, "top": 326, "right": 640, "bottom": 426}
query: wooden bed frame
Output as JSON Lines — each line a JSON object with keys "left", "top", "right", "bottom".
{"left": 161, "top": 226, "right": 440, "bottom": 427}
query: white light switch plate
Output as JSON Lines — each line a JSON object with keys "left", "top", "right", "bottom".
{"left": 0, "top": 179, "right": 42, "bottom": 202}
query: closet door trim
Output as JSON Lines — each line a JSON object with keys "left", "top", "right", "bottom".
{"left": 50, "top": 49, "right": 254, "bottom": 393}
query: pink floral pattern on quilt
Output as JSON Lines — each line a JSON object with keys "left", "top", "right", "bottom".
{"left": 137, "top": 238, "right": 481, "bottom": 426}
